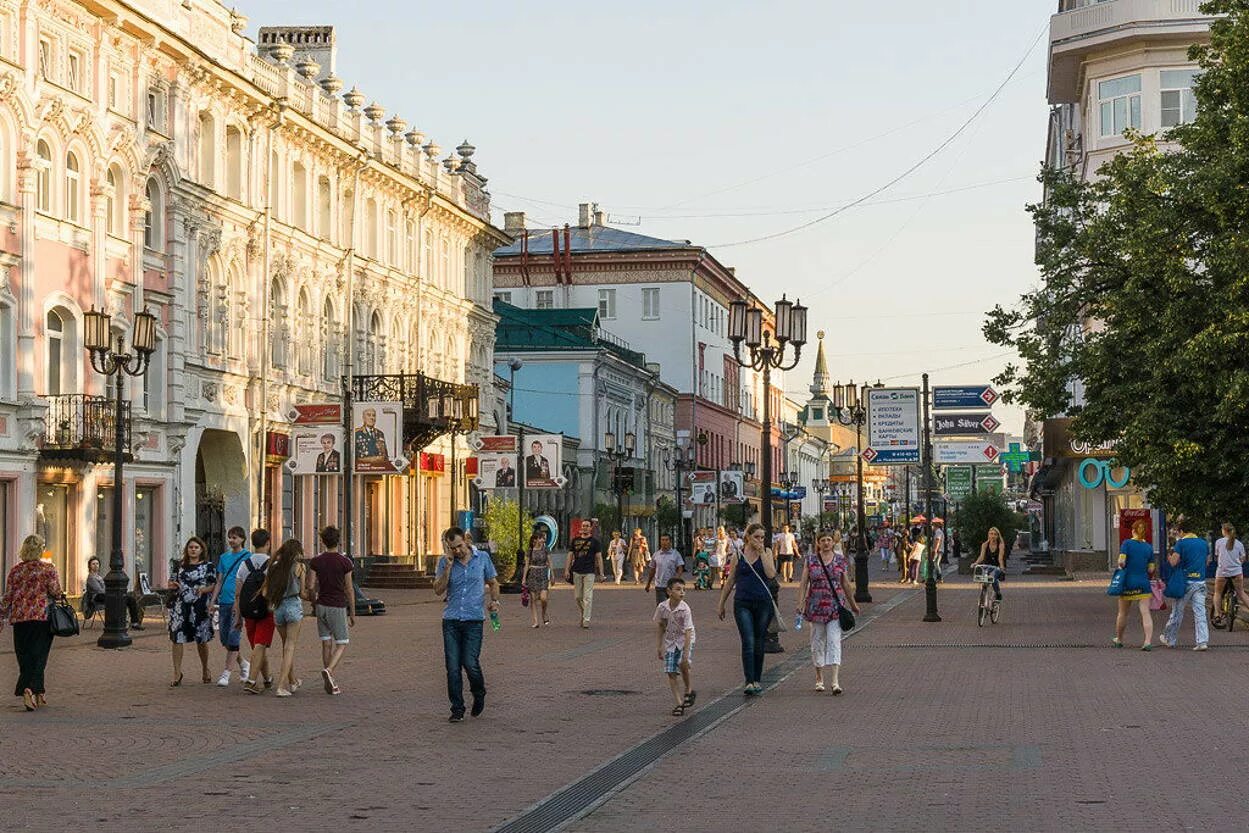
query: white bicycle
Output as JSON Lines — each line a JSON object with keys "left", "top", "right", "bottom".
{"left": 972, "top": 563, "right": 1002, "bottom": 627}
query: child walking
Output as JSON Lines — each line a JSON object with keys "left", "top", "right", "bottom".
{"left": 654, "top": 577, "right": 696, "bottom": 715}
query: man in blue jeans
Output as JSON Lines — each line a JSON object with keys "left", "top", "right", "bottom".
{"left": 433, "top": 526, "right": 500, "bottom": 722}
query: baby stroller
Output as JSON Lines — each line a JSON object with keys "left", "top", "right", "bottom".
{"left": 692, "top": 551, "right": 712, "bottom": 590}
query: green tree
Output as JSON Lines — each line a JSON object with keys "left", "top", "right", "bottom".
{"left": 955, "top": 492, "right": 1022, "bottom": 560}
{"left": 594, "top": 502, "right": 620, "bottom": 536}
{"left": 481, "top": 498, "right": 533, "bottom": 581}
{"left": 655, "top": 496, "right": 680, "bottom": 538}
{"left": 985, "top": 0, "right": 1249, "bottom": 528}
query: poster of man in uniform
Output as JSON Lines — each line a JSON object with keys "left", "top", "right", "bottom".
{"left": 285, "top": 404, "right": 344, "bottom": 476}
{"left": 352, "top": 401, "right": 406, "bottom": 474}
{"left": 523, "top": 435, "right": 565, "bottom": 489}
{"left": 719, "top": 471, "right": 744, "bottom": 503}
{"left": 471, "top": 435, "right": 519, "bottom": 489}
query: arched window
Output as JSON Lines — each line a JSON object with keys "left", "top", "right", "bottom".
{"left": 144, "top": 178, "right": 163, "bottom": 250}
{"left": 198, "top": 112, "right": 215, "bottom": 186}
{"left": 367, "top": 311, "right": 382, "bottom": 374}
{"left": 64, "top": 152, "right": 81, "bottom": 223}
{"left": 35, "top": 140, "right": 52, "bottom": 212}
{"left": 269, "top": 278, "right": 286, "bottom": 368}
{"left": 322, "top": 298, "right": 338, "bottom": 381}
{"left": 292, "top": 162, "right": 307, "bottom": 230}
{"left": 225, "top": 126, "right": 243, "bottom": 200}
{"left": 386, "top": 209, "right": 397, "bottom": 265}
{"left": 45, "top": 309, "right": 66, "bottom": 395}
{"left": 296, "top": 288, "right": 311, "bottom": 374}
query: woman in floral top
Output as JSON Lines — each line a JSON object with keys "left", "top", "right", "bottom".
{"left": 1, "top": 534, "right": 63, "bottom": 711}
{"left": 166, "top": 536, "right": 217, "bottom": 686}
{"left": 795, "top": 530, "right": 860, "bottom": 695}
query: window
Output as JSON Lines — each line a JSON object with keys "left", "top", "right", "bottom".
{"left": 142, "top": 338, "right": 164, "bottom": 417}
{"left": 38, "top": 39, "right": 52, "bottom": 81}
{"left": 225, "top": 127, "right": 243, "bottom": 200}
{"left": 108, "top": 72, "right": 119, "bottom": 110}
{"left": 318, "top": 176, "right": 332, "bottom": 239}
{"left": 64, "top": 152, "right": 80, "bottom": 224}
{"left": 67, "top": 51, "right": 82, "bottom": 93}
{"left": 269, "top": 279, "right": 286, "bottom": 368}
{"left": 598, "top": 288, "right": 616, "bottom": 319}
{"left": 35, "top": 140, "right": 52, "bottom": 212}
{"left": 386, "top": 209, "right": 397, "bottom": 264}
{"left": 45, "top": 309, "right": 64, "bottom": 395}
{"left": 811, "top": 407, "right": 823, "bottom": 421}
{"left": 143, "top": 179, "right": 162, "bottom": 249}
{"left": 1098, "top": 74, "right": 1141, "bottom": 137}
{"left": 365, "top": 198, "right": 378, "bottom": 258}
{"left": 535, "top": 290, "right": 553, "bottom": 309}
{"left": 642, "top": 287, "right": 659, "bottom": 319}
{"left": 322, "top": 299, "right": 338, "bottom": 381}
{"left": 105, "top": 168, "right": 118, "bottom": 235}
{"left": 0, "top": 300, "right": 13, "bottom": 398}
{"left": 268, "top": 151, "right": 280, "bottom": 216}
{"left": 1160, "top": 69, "right": 1198, "bottom": 128}
{"left": 292, "top": 162, "right": 309, "bottom": 229}
{"left": 296, "top": 289, "right": 312, "bottom": 374}
{"left": 494, "top": 291, "right": 512, "bottom": 304}
{"left": 439, "top": 237, "right": 449, "bottom": 288}
{"left": 146, "top": 88, "right": 163, "bottom": 131}
{"left": 198, "top": 112, "right": 215, "bottom": 187}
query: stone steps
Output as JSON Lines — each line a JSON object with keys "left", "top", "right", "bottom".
{"left": 362, "top": 562, "right": 433, "bottom": 589}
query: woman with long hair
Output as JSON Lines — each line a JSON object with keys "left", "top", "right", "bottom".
{"left": 522, "top": 530, "right": 553, "bottom": 627}
{"left": 908, "top": 534, "right": 927, "bottom": 585}
{"left": 262, "top": 539, "right": 310, "bottom": 696}
{"left": 716, "top": 522, "right": 778, "bottom": 695}
{"left": 712, "top": 526, "right": 729, "bottom": 589}
{"left": 166, "top": 536, "right": 217, "bottom": 686}
{"left": 628, "top": 528, "right": 649, "bottom": 584}
{"left": 1211, "top": 522, "right": 1249, "bottom": 626}
{"left": 2, "top": 535, "right": 63, "bottom": 710}
{"left": 796, "top": 530, "right": 860, "bottom": 693}
{"left": 973, "top": 527, "right": 1007, "bottom": 602}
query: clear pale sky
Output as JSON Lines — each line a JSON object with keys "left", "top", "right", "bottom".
{"left": 245, "top": 0, "right": 1059, "bottom": 435}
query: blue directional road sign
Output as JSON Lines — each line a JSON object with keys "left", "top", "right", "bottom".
{"left": 933, "top": 385, "right": 999, "bottom": 410}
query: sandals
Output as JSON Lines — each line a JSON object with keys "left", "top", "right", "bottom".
{"left": 1111, "top": 638, "right": 1124, "bottom": 649}
{"left": 22, "top": 689, "right": 35, "bottom": 711}
{"left": 169, "top": 673, "right": 183, "bottom": 688}
{"left": 321, "top": 669, "right": 337, "bottom": 695}
{"left": 671, "top": 704, "right": 686, "bottom": 716}
{"left": 831, "top": 685, "right": 844, "bottom": 696}
{"left": 814, "top": 682, "right": 826, "bottom": 692}
{"left": 201, "top": 671, "right": 212, "bottom": 684}
{"left": 683, "top": 691, "right": 697, "bottom": 708}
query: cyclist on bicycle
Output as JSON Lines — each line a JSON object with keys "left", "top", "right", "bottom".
{"left": 973, "top": 526, "right": 1007, "bottom": 601}
{"left": 1212, "top": 522, "right": 1249, "bottom": 626}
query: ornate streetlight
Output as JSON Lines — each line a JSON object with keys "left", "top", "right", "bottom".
{"left": 727, "top": 295, "right": 808, "bottom": 545}
{"left": 83, "top": 305, "right": 157, "bottom": 649}
{"left": 662, "top": 439, "right": 695, "bottom": 556}
{"left": 604, "top": 430, "right": 636, "bottom": 537}
{"left": 831, "top": 379, "right": 884, "bottom": 604}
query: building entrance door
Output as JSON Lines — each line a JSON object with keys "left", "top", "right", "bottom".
{"left": 36, "top": 483, "right": 71, "bottom": 585}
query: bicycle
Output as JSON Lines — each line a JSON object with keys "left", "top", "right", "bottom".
{"left": 973, "top": 563, "right": 1002, "bottom": 627}
{"left": 1211, "top": 577, "right": 1238, "bottom": 631}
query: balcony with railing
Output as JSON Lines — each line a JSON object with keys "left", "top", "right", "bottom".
{"left": 37, "top": 395, "right": 131, "bottom": 464}
{"left": 1049, "top": 0, "right": 1216, "bottom": 102}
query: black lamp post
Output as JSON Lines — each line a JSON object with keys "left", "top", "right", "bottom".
{"left": 662, "top": 441, "right": 695, "bottom": 556}
{"left": 831, "top": 380, "right": 884, "bottom": 604}
{"left": 727, "top": 295, "right": 808, "bottom": 546}
{"left": 504, "top": 357, "right": 525, "bottom": 593}
{"left": 83, "top": 305, "right": 157, "bottom": 649}
{"left": 431, "top": 387, "right": 479, "bottom": 530}
{"left": 604, "top": 430, "right": 635, "bottom": 538}
{"left": 813, "top": 476, "right": 831, "bottom": 525}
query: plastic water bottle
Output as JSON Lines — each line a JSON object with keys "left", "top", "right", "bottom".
{"left": 794, "top": 612, "right": 804, "bottom": 631}
{"left": 489, "top": 609, "right": 501, "bottom": 632}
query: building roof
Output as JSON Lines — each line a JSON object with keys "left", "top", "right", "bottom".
{"left": 494, "top": 225, "right": 695, "bottom": 256}
{"left": 492, "top": 300, "right": 648, "bottom": 369}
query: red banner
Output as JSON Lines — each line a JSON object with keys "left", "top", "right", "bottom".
{"left": 291, "top": 403, "right": 342, "bottom": 425}
{"left": 465, "top": 457, "right": 479, "bottom": 476}
{"left": 265, "top": 431, "right": 290, "bottom": 458}
{"left": 420, "top": 452, "right": 445, "bottom": 474}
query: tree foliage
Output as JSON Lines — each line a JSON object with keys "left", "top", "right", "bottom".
{"left": 985, "top": 0, "right": 1249, "bottom": 527}
{"left": 955, "top": 491, "right": 1023, "bottom": 560}
{"left": 481, "top": 498, "right": 533, "bottom": 581}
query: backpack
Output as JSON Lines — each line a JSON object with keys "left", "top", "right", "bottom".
{"left": 238, "top": 557, "right": 270, "bottom": 620}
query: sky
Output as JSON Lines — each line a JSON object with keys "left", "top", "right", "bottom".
{"left": 244, "top": 0, "right": 1060, "bottom": 435}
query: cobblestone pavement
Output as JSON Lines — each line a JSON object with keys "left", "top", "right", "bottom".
{"left": 2, "top": 565, "right": 1244, "bottom": 833}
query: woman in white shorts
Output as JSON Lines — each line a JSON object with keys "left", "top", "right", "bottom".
{"left": 712, "top": 526, "right": 729, "bottom": 588}
{"left": 1212, "top": 523, "right": 1249, "bottom": 623}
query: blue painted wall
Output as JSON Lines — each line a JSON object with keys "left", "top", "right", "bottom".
{"left": 498, "top": 360, "right": 582, "bottom": 440}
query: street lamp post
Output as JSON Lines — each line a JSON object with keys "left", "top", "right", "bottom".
{"left": 604, "top": 430, "right": 635, "bottom": 536}
{"left": 831, "top": 380, "right": 883, "bottom": 604}
{"left": 727, "top": 295, "right": 808, "bottom": 546}
{"left": 83, "top": 306, "right": 157, "bottom": 649}
{"left": 662, "top": 440, "right": 695, "bottom": 556}
{"left": 812, "top": 477, "right": 831, "bottom": 525}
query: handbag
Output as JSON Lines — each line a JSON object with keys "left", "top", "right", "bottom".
{"left": 521, "top": 585, "right": 530, "bottom": 608}
{"left": 47, "top": 594, "right": 80, "bottom": 638}
{"left": 814, "top": 555, "right": 856, "bottom": 632}
{"left": 1163, "top": 569, "right": 1188, "bottom": 600}
{"left": 744, "top": 556, "right": 786, "bottom": 632}
{"left": 1106, "top": 568, "right": 1127, "bottom": 596}
{"left": 1149, "top": 578, "right": 1167, "bottom": 611}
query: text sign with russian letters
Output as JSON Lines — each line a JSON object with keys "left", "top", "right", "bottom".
{"left": 933, "top": 439, "right": 1001, "bottom": 465}
{"left": 865, "top": 387, "right": 921, "bottom": 465}
{"left": 933, "top": 385, "right": 999, "bottom": 410}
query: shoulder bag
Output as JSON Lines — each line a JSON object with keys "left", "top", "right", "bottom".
{"left": 48, "top": 594, "right": 80, "bottom": 638}
{"left": 744, "top": 555, "right": 786, "bottom": 632}
{"left": 1106, "top": 568, "right": 1127, "bottom": 596}
{"left": 814, "top": 555, "right": 856, "bottom": 632}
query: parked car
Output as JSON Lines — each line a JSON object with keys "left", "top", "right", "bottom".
{"left": 354, "top": 583, "right": 386, "bottom": 615}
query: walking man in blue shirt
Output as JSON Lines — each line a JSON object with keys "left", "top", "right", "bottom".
{"left": 433, "top": 526, "right": 500, "bottom": 722}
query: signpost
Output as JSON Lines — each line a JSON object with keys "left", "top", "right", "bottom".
{"left": 933, "top": 439, "right": 1001, "bottom": 465}
{"left": 933, "top": 385, "right": 999, "bottom": 410}
{"left": 865, "top": 387, "right": 922, "bottom": 465}
{"left": 933, "top": 412, "right": 1000, "bottom": 436}
{"left": 945, "top": 465, "right": 973, "bottom": 500}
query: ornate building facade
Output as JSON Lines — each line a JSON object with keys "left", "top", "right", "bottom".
{"left": 0, "top": 2, "right": 505, "bottom": 593}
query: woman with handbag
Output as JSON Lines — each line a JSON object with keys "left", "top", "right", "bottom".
{"left": 796, "top": 531, "right": 860, "bottom": 694}
{"left": 166, "top": 536, "right": 217, "bottom": 686}
{"left": 1, "top": 534, "right": 63, "bottom": 711}
{"left": 522, "top": 531, "right": 552, "bottom": 628}
{"left": 716, "top": 522, "right": 779, "bottom": 696}
{"left": 1113, "top": 519, "right": 1157, "bottom": 650}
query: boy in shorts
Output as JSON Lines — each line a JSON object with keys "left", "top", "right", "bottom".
{"left": 235, "top": 529, "right": 274, "bottom": 694}
{"left": 654, "top": 577, "right": 696, "bottom": 715}
{"left": 308, "top": 526, "right": 356, "bottom": 695}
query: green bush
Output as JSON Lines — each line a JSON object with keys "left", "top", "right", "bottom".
{"left": 955, "top": 491, "right": 1022, "bottom": 560}
{"left": 481, "top": 498, "right": 533, "bottom": 581}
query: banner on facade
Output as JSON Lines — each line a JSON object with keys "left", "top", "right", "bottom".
{"left": 522, "top": 434, "right": 565, "bottom": 488}
{"left": 689, "top": 471, "right": 717, "bottom": 505}
{"left": 288, "top": 426, "right": 344, "bottom": 475}
{"left": 352, "top": 401, "right": 407, "bottom": 474}
{"left": 719, "top": 470, "right": 744, "bottom": 503}
{"left": 865, "top": 387, "right": 922, "bottom": 465}
{"left": 470, "top": 435, "right": 519, "bottom": 489}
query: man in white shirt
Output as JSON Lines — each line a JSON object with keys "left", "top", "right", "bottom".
{"left": 774, "top": 524, "right": 798, "bottom": 582}
{"left": 645, "top": 534, "right": 685, "bottom": 606}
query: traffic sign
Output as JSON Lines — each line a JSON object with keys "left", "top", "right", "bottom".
{"left": 865, "top": 387, "right": 922, "bottom": 465}
{"left": 933, "top": 385, "right": 999, "bottom": 410}
{"left": 933, "top": 412, "right": 1001, "bottom": 436}
{"left": 933, "top": 439, "right": 1001, "bottom": 464}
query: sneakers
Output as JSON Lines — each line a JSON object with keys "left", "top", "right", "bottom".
{"left": 240, "top": 660, "right": 251, "bottom": 680}
{"left": 449, "top": 712, "right": 464, "bottom": 723}
{"left": 1194, "top": 644, "right": 1209, "bottom": 652}
{"left": 470, "top": 695, "right": 485, "bottom": 717}
{"left": 216, "top": 670, "right": 232, "bottom": 687}
{"left": 242, "top": 680, "right": 264, "bottom": 695}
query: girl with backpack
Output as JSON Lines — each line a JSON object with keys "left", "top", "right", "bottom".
{"left": 262, "top": 539, "right": 310, "bottom": 697}
{"left": 235, "top": 529, "right": 275, "bottom": 694}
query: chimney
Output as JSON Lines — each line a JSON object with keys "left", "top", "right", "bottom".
{"left": 503, "top": 211, "right": 526, "bottom": 237}
{"left": 578, "top": 203, "right": 593, "bottom": 228}
{"left": 592, "top": 204, "right": 607, "bottom": 226}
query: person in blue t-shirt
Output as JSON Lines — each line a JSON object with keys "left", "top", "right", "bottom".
{"left": 1162, "top": 518, "right": 1211, "bottom": 651}
{"left": 1114, "top": 518, "right": 1156, "bottom": 650}
{"left": 208, "top": 526, "right": 252, "bottom": 686}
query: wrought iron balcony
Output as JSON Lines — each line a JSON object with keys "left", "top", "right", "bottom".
{"left": 351, "top": 372, "right": 479, "bottom": 453}
{"left": 38, "top": 394, "right": 132, "bottom": 464}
